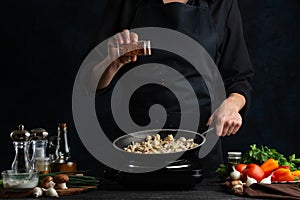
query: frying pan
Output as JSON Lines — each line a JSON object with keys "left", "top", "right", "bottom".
{"left": 112, "top": 128, "right": 214, "bottom": 172}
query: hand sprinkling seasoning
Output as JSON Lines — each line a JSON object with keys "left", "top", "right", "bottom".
{"left": 117, "top": 40, "right": 151, "bottom": 57}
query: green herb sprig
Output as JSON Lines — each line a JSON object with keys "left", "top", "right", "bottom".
{"left": 39, "top": 172, "right": 100, "bottom": 188}
{"left": 242, "top": 144, "right": 300, "bottom": 171}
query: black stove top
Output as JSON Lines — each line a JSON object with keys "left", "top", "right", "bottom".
{"left": 103, "top": 159, "right": 203, "bottom": 190}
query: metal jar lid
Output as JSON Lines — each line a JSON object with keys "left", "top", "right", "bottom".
{"left": 10, "top": 124, "right": 31, "bottom": 141}
{"left": 31, "top": 128, "right": 48, "bottom": 140}
{"left": 227, "top": 151, "right": 242, "bottom": 159}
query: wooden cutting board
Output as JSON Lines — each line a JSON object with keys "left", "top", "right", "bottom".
{"left": 0, "top": 186, "right": 97, "bottom": 198}
{"left": 57, "top": 186, "right": 97, "bottom": 196}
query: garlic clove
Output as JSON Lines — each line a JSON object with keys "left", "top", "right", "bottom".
{"left": 245, "top": 175, "right": 257, "bottom": 187}
{"left": 260, "top": 173, "right": 273, "bottom": 184}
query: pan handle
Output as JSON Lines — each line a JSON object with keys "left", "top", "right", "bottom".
{"left": 201, "top": 127, "right": 215, "bottom": 137}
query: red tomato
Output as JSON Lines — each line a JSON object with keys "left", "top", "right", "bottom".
{"left": 243, "top": 164, "right": 265, "bottom": 182}
{"left": 278, "top": 166, "right": 291, "bottom": 170}
{"left": 235, "top": 164, "right": 247, "bottom": 173}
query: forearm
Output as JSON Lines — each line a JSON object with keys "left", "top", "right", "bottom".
{"left": 95, "top": 30, "right": 139, "bottom": 90}
{"left": 207, "top": 93, "right": 246, "bottom": 137}
{"left": 226, "top": 93, "right": 246, "bottom": 112}
{"left": 95, "top": 57, "right": 123, "bottom": 90}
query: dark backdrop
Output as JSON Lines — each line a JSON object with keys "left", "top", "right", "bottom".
{"left": 0, "top": 0, "right": 299, "bottom": 177}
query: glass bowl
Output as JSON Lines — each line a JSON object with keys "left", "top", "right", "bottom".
{"left": 1, "top": 170, "right": 39, "bottom": 191}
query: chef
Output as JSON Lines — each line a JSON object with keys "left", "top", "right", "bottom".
{"left": 93, "top": 0, "right": 254, "bottom": 177}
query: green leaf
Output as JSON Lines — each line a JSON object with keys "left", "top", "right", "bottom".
{"left": 289, "top": 154, "right": 296, "bottom": 161}
{"left": 292, "top": 158, "right": 300, "bottom": 163}
{"left": 216, "top": 164, "right": 230, "bottom": 181}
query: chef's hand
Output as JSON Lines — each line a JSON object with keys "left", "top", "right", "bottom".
{"left": 97, "top": 30, "right": 138, "bottom": 89}
{"left": 206, "top": 93, "right": 246, "bottom": 137}
{"left": 107, "top": 29, "right": 138, "bottom": 66}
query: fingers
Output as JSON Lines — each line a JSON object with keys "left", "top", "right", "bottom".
{"left": 206, "top": 116, "right": 213, "bottom": 126}
{"left": 122, "top": 29, "right": 131, "bottom": 44}
{"left": 211, "top": 113, "right": 242, "bottom": 137}
{"left": 114, "top": 29, "right": 138, "bottom": 44}
{"left": 130, "top": 32, "right": 138, "bottom": 43}
{"left": 130, "top": 32, "right": 138, "bottom": 62}
{"left": 119, "top": 56, "right": 132, "bottom": 63}
{"left": 228, "top": 122, "right": 241, "bottom": 135}
{"left": 112, "top": 30, "right": 139, "bottom": 63}
{"left": 215, "top": 116, "right": 225, "bottom": 137}
{"left": 210, "top": 97, "right": 245, "bottom": 137}
{"left": 114, "top": 32, "right": 124, "bottom": 45}
{"left": 223, "top": 121, "right": 241, "bottom": 136}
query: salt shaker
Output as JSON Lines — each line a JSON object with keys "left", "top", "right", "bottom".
{"left": 30, "top": 128, "right": 48, "bottom": 159}
{"left": 30, "top": 128, "right": 49, "bottom": 172}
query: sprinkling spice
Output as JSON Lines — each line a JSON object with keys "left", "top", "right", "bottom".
{"left": 117, "top": 40, "right": 151, "bottom": 57}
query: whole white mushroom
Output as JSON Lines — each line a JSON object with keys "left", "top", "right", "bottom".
{"left": 33, "top": 187, "right": 43, "bottom": 198}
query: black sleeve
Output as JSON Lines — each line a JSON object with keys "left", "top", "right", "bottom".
{"left": 94, "top": 0, "right": 142, "bottom": 95}
{"left": 97, "top": 0, "right": 142, "bottom": 44}
{"left": 216, "top": 0, "right": 254, "bottom": 116}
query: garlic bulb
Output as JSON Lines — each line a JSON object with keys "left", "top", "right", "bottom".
{"left": 33, "top": 187, "right": 43, "bottom": 198}
{"left": 245, "top": 175, "right": 257, "bottom": 187}
{"left": 260, "top": 173, "right": 272, "bottom": 184}
{"left": 230, "top": 166, "right": 241, "bottom": 180}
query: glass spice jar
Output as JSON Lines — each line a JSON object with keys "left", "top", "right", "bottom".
{"left": 34, "top": 157, "right": 50, "bottom": 174}
{"left": 227, "top": 152, "right": 242, "bottom": 167}
{"left": 117, "top": 40, "right": 151, "bottom": 57}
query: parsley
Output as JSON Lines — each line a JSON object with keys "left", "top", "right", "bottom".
{"left": 242, "top": 144, "right": 300, "bottom": 171}
{"left": 216, "top": 164, "right": 229, "bottom": 181}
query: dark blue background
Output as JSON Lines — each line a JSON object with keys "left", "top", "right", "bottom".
{"left": 0, "top": 0, "right": 299, "bottom": 176}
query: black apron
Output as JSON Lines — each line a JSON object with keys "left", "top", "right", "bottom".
{"left": 124, "top": 0, "right": 217, "bottom": 131}
{"left": 98, "top": 0, "right": 224, "bottom": 177}
{"left": 124, "top": 0, "right": 223, "bottom": 177}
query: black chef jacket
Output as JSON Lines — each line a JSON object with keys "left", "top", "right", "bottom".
{"left": 96, "top": 0, "right": 254, "bottom": 115}
{"left": 94, "top": 0, "right": 254, "bottom": 177}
